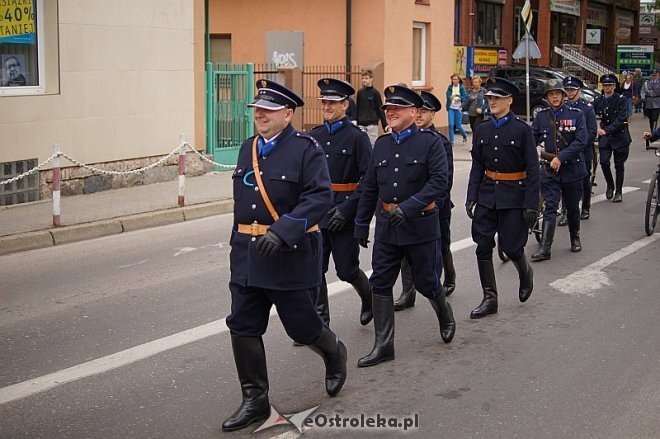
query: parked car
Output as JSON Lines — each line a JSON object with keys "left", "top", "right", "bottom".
{"left": 489, "top": 65, "right": 599, "bottom": 120}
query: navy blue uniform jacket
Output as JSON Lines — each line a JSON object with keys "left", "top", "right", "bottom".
{"left": 565, "top": 98, "right": 598, "bottom": 162}
{"left": 230, "top": 124, "right": 332, "bottom": 290}
{"left": 421, "top": 125, "right": 454, "bottom": 218}
{"left": 354, "top": 124, "right": 448, "bottom": 246}
{"left": 532, "top": 105, "right": 588, "bottom": 183}
{"left": 309, "top": 117, "right": 372, "bottom": 228}
{"left": 593, "top": 93, "right": 632, "bottom": 150}
{"left": 467, "top": 113, "right": 540, "bottom": 210}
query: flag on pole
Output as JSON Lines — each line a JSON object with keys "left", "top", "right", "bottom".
{"left": 521, "top": 0, "right": 533, "bottom": 34}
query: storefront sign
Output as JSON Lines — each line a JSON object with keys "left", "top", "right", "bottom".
{"left": 639, "top": 37, "right": 658, "bottom": 49}
{"left": 616, "top": 45, "right": 654, "bottom": 75}
{"left": 616, "top": 28, "right": 631, "bottom": 38}
{"left": 549, "top": 0, "right": 580, "bottom": 17}
{"left": 466, "top": 47, "right": 504, "bottom": 76}
{"left": 640, "top": 14, "right": 656, "bottom": 27}
{"left": 616, "top": 12, "right": 635, "bottom": 28}
{"left": 587, "top": 4, "right": 608, "bottom": 27}
{"left": 0, "top": 0, "right": 35, "bottom": 44}
{"left": 586, "top": 29, "right": 601, "bottom": 45}
{"left": 640, "top": 27, "right": 653, "bottom": 35}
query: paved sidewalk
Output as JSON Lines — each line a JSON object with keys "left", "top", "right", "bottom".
{"left": 0, "top": 136, "right": 473, "bottom": 256}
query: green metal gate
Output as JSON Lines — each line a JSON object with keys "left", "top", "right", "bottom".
{"left": 206, "top": 63, "right": 254, "bottom": 169}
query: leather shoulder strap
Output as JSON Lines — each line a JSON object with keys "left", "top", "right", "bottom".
{"left": 251, "top": 137, "right": 280, "bottom": 221}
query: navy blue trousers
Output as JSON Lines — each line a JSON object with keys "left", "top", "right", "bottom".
{"left": 371, "top": 239, "right": 443, "bottom": 299}
{"left": 321, "top": 228, "right": 360, "bottom": 282}
{"left": 227, "top": 282, "right": 323, "bottom": 345}
{"left": 541, "top": 175, "right": 583, "bottom": 223}
{"left": 472, "top": 205, "right": 527, "bottom": 260}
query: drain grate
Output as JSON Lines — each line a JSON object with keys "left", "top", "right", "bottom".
{"left": 0, "top": 159, "right": 40, "bottom": 206}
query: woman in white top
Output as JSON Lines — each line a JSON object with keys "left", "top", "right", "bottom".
{"left": 445, "top": 74, "right": 468, "bottom": 144}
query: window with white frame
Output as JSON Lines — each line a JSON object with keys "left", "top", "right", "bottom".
{"left": 0, "top": 0, "right": 45, "bottom": 95}
{"left": 412, "top": 22, "right": 427, "bottom": 87}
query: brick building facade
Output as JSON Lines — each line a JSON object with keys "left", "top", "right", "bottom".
{"left": 454, "top": 0, "right": 641, "bottom": 75}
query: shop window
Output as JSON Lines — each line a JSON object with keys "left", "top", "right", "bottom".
{"left": 476, "top": 2, "right": 501, "bottom": 46}
{"left": 0, "top": 0, "right": 46, "bottom": 95}
{"left": 412, "top": 22, "right": 427, "bottom": 87}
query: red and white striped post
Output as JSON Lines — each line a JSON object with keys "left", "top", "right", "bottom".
{"left": 52, "top": 143, "right": 61, "bottom": 227}
{"left": 178, "top": 133, "right": 186, "bottom": 207}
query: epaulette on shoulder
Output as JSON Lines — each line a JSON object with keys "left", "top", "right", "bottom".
{"left": 296, "top": 132, "right": 322, "bottom": 149}
{"left": 512, "top": 116, "right": 530, "bottom": 125}
{"left": 568, "top": 106, "right": 582, "bottom": 113}
{"left": 418, "top": 128, "right": 439, "bottom": 136}
{"left": 311, "top": 124, "right": 324, "bottom": 131}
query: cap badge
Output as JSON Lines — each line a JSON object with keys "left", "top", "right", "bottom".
{"left": 488, "top": 78, "right": 496, "bottom": 85}
{"left": 388, "top": 86, "right": 395, "bottom": 93}
{"left": 548, "top": 79, "right": 557, "bottom": 87}
{"left": 323, "top": 79, "right": 329, "bottom": 84}
{"left": 260, "top": 80, "right": 267, "bottom": 88}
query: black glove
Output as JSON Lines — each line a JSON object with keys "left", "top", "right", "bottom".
{"left": 524, "top": 209, "right": 538, "bottom": 229}
{"left": 465, "top": 201, "right": 476, "bottom": 219}
{"left": 389, "top": 206, "right": 407, "bottom": 228}
{"left": 327, "top": 208, "right": 348, "bottom": 232}
{"left": 358, "top": 238, "right": 370, "bottom": 248}
{"left": 256, "top": 230, "right": 283, "bottom": 257}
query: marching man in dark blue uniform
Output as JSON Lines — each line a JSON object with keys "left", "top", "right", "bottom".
{"left": 466, "top": 78, "right": 539, "bottom": 319}
{"left": 593, "top": 73, "right": 632, "bottom": 203}
{"left": 531, "top": 79, "right": 588, "bottom": 261}
{"left": 564, "top": 76, "right": 598, "bottom": 220}
{"left": 394, "top": 90, "right": 456, "bottom": 310}
{"left": 354, "top": 85, "right": 455, "bottom": 368}
{"left": 223, "top": 80, "right": 347, "bottom": 432}
{"left": 309, "top": 78, "right": 373, "bottom": 326}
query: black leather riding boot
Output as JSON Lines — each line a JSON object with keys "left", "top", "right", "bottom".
{"left": 358, "top": 295, "right": 395, "bottom": 367}
{"left": 531, "top": 220, "right": 555, "bottom": 262}
{"left": 442, "top": 250, "right": 457, "bottom": 297}
{"left": 601, "top": 164, "right": 614, "bottom": 199}
{"left": 316, "top": 275, "right": 330, "bottom": 326}
{"left": 569, "top": 219, "right": 582, "bottom": 252}
{"left": 350, "top": 269, "right": 373, "bottom": 325}
{"left": 511, "top": 252, "right": 534, "bottom": 302}
{"left": 394, "top": 258, "right": 416, "bottom": 311}
{"left": 580, "top": 189, "right": 592, "bottom": 220}
{"left": 307, "top": 326, "right": 348, "bottom": 397}
{"left": 428, "top": 291, "right": 456, "bottom": 343}
{"left": 613, "top": 170, "right": 624, "bottom": 203}
{"left": 558, "top": 207, "right": 568, "bottom": 226}
{"left": 470, "top": 259, "right": 498, "bottom": 319}
{"left": 222, "top": 336, "right": 271, "bottom": 432}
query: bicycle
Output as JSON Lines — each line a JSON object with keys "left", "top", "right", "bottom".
{"left": 644, "top": 138, "right": 660, "bottom": 236}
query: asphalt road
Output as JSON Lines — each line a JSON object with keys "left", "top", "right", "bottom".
{"left": 1, "top": 147, "right": 659, "bottom": 439}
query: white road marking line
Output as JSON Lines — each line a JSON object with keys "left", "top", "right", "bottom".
{"left": 173, "top": 247, "right": 197, "bottom": 257}
{"left": 643, "top": 179, "right": 651, "bottom": 184}
{"left": 590, "top": 186, "right": 638, "bottom": 203}
{"left": 118, "top": 259, "right": 147, "bottom": 269}
{"left": 549, "top": 233, "right": 659, "bottom": 296}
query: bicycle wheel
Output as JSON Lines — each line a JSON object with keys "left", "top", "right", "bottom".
{"left": 645, "top": 173, "right": 659, "bottom": 236}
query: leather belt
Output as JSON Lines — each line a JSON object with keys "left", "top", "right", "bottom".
{"left": 381, "top": 201, "right": 436, "bottom": 212}
{"left": 484, "top": 169, "right": 527, "bottom": 181}
{"left": 237, "top": 222, "right": 319, "bottom": 236}
{"left": 331, "top": 182, "right": 359, "bottom": 192}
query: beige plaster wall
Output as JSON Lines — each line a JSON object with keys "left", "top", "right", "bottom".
{"left": 0, "top": 0, "right": 202, "bottom": 166}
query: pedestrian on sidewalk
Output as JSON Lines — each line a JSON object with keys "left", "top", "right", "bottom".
{"left": 531, "top": 79, "right": 588, "bottom": 262}
{"left": 632, "top": 68, "right": 644, "bottom": 114}
{"left": 394, "top": 90, "right": 456, "bottom": 311}
{"left": 356, "top": 69, "right": 389, "bottom": 146}
{"left": 593, "top": 74, "right": 632, "bottom": 203}
{"left": 466, "top": 77, "right": 538, "bottom": 319}
{"left": 445, "top": 74, "right": 468, "bottom": 145}
{"left": 466, "top": 75, "right": 488, "bottom": 134}
{"left": 641, "top": 70, "right": 660, "bottom": 131}
{"left": 222, "top": 80, "right": 347, "bottom": 432}
{"left": 309, "top": 78, "right": 373, "bottom": 328}
{"left": 621, "top": 73, "right": 635, "bottom": 120}
{"left": 354, "top": 85, "right": 455, "bottom": 368}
